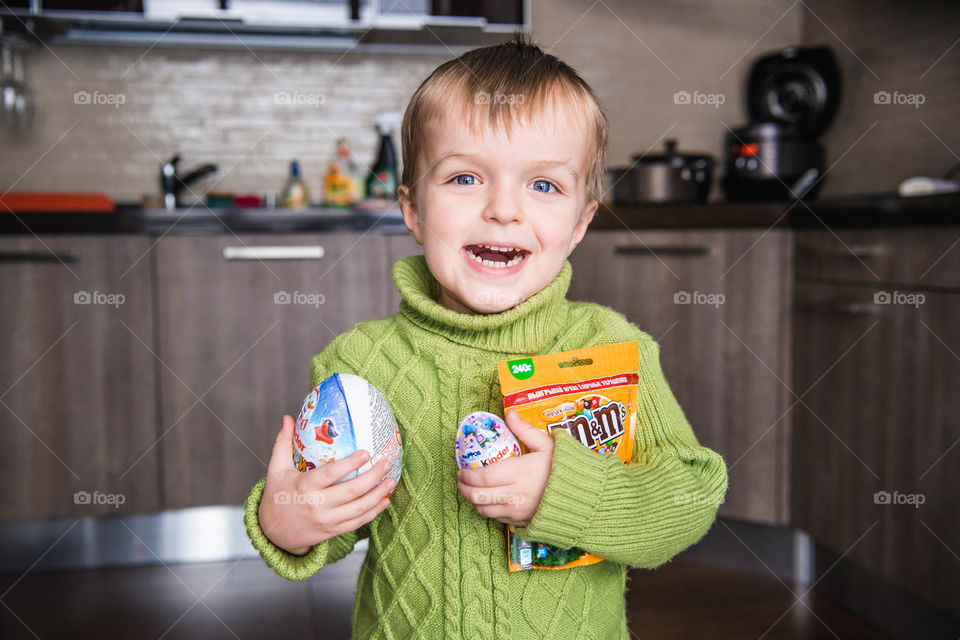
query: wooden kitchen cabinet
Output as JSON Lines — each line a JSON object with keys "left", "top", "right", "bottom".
{"left": 792, "top": 228, "right": 960, "bottom": 619}
{"left": 153, "top": 234, "right": 393, "bottom": 509}
{"left": 568, "top": 229, "right": 794, "bottom": 524}
{"left": 0, "top": 235, "right": 160, "bottom": 523}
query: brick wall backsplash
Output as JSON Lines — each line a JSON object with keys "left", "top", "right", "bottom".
{"left": 1, "top": 0, "right": 808, "bottom": 204}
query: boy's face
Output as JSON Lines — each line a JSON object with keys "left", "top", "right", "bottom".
{"left": 398, "top": 102, "right": 598, "bottom": 315}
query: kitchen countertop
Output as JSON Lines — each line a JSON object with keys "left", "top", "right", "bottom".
{"left": 1, "top": 192, "right": 958, "bottom": 235}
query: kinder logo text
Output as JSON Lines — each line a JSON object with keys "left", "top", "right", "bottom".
{"left": 274, "top": 291, "right": 325, "bottom": 307}
{"left": 274, "top": 91, "right": 325, "bottom": 108}
{"left": 874, "top": 91, "right": 924, "bottom": 108}
{"left": 74, "top": 290, "right": 125, "bottom": 308}
{"left": 874, "top": 490, "right": 924, "bottom": 508}
{"left": 674, "top": 290, "right": 725, "bottom": 308}
{"left": 673, "top": 90, "right": 726, "bottom": 108}
{"left": 874, "top": 290, "right": 924, "bottom": 308}
{"left": 74, "top": 490, "right": 125, "bottom": 508}
{"left": 73, "top": 91, "right": 126, "bottom": 108}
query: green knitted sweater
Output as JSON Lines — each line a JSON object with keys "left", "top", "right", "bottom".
{"left": 244, "top": 254, "right": 728, "bottom": 640}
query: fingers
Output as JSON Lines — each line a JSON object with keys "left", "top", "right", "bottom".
{"left": 305, "top": 449, "right": 372, "bottom": 488}
{"left": 505, "top": 409, "right": 553, "bottom": 452}
{"left": 265, "top": 414, "right": 297, "bottom": 482}
{"left": 458, "top": 457, "right": 523, "bottom": 488}
{"left": 328, "top": 468, "right": 396, "bottom": 525}
{"left": 325, "top": 458, "right": 394, "bottom": 506}
{"left": 334, "top": 495, "right": 392, "bottom": 536}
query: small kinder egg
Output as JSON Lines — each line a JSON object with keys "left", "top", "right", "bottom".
{"left": 455, "top": 411, "right": 522, "bottom": 470}
{"left": 293, "top": 373, "right": 402, "bottom": 487}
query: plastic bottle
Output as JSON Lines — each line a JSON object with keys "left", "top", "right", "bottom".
{"left": 336, "top": 137, "right": 365, "bottom": 204}
{"left": 282, "top": 160, "right": 309, "bottom": 210}
{"left": 366, "top": 112, "right": 401, "bottom": 200}
{"left": 323, "top": 162, "right": 353, "bottom": 207}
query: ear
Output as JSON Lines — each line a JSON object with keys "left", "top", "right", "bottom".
{"left": 568, "top": 199, "right": 598, "bottom": 254}
{"left": 398, "top": 184, "right": 424, "bottom": 245}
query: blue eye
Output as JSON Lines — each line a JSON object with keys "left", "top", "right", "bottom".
{"left": 453, "top": 174, "right": 476, "bottom": 186}
{"left": 530, "top": 179, "right": 558, "bottom": 193}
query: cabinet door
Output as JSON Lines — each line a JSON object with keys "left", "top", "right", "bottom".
{"left": 0, "top": 235, "right": 159, "bottom": 523}
{"left": 794, "top": 281, "right": 960, "bottom": 617}
{"left": 154, "top": 234, "right": 391, "bottom": 509}
{"left": 568, "top": 230, "right": 793, "bottom": 524}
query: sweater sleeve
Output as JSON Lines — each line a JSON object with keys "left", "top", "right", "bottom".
{"left": 513, "top": 335, "right": 728, "bottom": 569}
{"left": 241, "top": 343, "right": 370, "bottom": 581}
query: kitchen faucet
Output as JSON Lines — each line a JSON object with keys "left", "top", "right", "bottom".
{"left": 161, "top": 154, "right": 218, "bottom": 210}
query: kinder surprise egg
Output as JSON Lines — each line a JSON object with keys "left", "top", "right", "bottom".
{"left": 455, "top": 411, "right": 522, "bottom": 470}
{"left": 293, "top": 373, "right": 403, "bottom": 485}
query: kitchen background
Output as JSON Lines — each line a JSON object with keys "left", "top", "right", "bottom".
{"left": 2, "top": 1, "right": 958, "bottom": 202}
{"left": 1, "top": 1, "right": 959, "bottom": 639}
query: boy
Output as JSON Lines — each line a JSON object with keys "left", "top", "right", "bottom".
{"left": 245, "top": 33, "right": 728, "bottom": 639}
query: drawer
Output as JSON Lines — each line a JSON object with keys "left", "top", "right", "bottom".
{"left": 795, "top": 228, "right": 960, "bottom": 288}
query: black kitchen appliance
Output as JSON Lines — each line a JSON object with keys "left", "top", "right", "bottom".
{"left": 722, "top": 46, "right": 841, "bottom": 202}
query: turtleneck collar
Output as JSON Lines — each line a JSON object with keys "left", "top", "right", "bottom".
{"left": 392, "top": 254, "right": 572, "bottom": 355}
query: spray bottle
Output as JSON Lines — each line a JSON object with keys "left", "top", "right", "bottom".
{"left": 365, "top": 112, "right": 402, "bottom": 200}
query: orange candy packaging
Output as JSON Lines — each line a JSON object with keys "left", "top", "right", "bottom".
{"left": 497, "top": 340, "right": 640, "bottom": 571}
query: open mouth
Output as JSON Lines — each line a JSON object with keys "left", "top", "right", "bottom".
{"left": 464, "top": 244, "right": 530, "bottom": 268}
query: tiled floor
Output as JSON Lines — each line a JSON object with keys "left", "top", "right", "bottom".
{"left": 0, "top": 557, "right": 892, "bottom": 639}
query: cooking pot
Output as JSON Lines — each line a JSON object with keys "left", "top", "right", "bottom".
{"left": 614, "top": 139, "right": 714, "bottom": 205}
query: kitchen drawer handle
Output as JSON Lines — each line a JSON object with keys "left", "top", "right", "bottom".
{"left": 615, "top": 245, "right": 709, "bottom": 257}
{"left": 0, "top": 251, "right": 78, "bottom": 263}
{"left": 797, "top": 243, "right": 886, "bottom": 259}
{"left": 798, "top": 299, "right": 883, "bottom": 316}
{"left": 222, "top": 246, "right": 325, "bottom": 260}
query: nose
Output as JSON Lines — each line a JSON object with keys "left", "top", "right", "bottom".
{"left": 482, "top": 180, "right": 523, "bottom": 225}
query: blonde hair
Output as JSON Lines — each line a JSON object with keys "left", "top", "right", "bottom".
{"left": 400, "top": 32, "right": 608, "bottom": 206}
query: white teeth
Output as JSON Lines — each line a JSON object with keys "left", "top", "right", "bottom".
{"left": 466, "top": 246, "right": 526, "bottom": 268}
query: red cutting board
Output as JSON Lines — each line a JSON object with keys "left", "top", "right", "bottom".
{"left": 0, "top": 192, "right": 116, "bottom": 213}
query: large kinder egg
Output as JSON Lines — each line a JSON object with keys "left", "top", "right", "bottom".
{"left": 455, "top": 411, "right": 522, "bottom": 470}
{"left": 293, "top": 373, "right": 402, "bottom": 486}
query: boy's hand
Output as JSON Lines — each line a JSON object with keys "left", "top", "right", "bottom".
{"left": 456, "top": 410, "right": 555, "bottom": 528}
{"left": 258, "top": 415, "right": 395, "bottom": 556}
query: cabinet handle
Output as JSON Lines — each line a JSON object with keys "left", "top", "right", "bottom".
{"left": 615, "top": 245, "right": 709, "bottom": 257}
{"left": 0, "top": 251, "right": 78, "bottom": 263}
{"left": 222, "top": 246, "right": 325, "bottom": 260}
{"left": 797, "top": 298, "right": 883, "bottom": 316}
{"left": 835, "top": 301, "right": 882, "bottom": 316}
{"left": 797, "top": 243, "right": 886, "bottom": 259}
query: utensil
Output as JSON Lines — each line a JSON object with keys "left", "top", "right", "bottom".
{"left": 615, "top": 139, "right": 714, "bottom": 205}
{"left": 1, "top": 37, "right": 34, "bottom": 133}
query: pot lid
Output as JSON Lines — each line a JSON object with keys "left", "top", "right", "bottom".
{"left": 632, "top": 139, "right": 714, "bottom": 166}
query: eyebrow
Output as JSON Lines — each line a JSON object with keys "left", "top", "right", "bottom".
{"left": 432, "top": 152, "right": 581, "bottom": 183}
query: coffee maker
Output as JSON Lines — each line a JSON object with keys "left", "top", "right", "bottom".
{"left": 722, "top": 46, "right": 841, "bottom": 202}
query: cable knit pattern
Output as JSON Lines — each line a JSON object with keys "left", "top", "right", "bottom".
{"left": 243, "top": 254, "right": 729, "bottom": 640}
